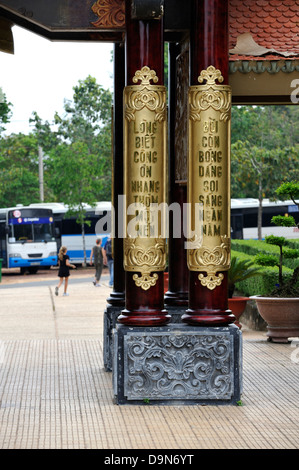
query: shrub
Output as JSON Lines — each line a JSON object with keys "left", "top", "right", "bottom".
{"left": 228, "top": 256, "right": 262, "bottom": 297}
{"left": 253, "top": 181, "right": 299, "bottom": 297}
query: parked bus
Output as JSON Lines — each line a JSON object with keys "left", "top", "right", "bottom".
{"left": 0, "top": 206, "right": 58, "bottom": 273}
{"left": 231, "top": 198, "right": 299, "bottom": 240}
{"left": 10, "top": 198, "right": 296, "bottom": 271}
{"left": 30, "top": 201, "right": 112, "bottom": 264}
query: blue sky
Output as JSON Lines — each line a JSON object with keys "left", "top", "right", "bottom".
{"left": 0, "top": 25, "right": 113, "bottom": 135}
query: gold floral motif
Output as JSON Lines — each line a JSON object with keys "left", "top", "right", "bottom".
{"left": 188, "top": 236, "right": 230, "bottom": 272}
{"left": 198, "top": 273, "right": 224, "bottom": 290}
{"left": 189, "top": 89, "right": 231, "bottom": 122}
{"left": 124, "top": 238, "right": 166, "bottom": 289}
{"left": 125, "top": 89, "right": 166, "bottom": 122}
{"left": 125, "top": 67, "right": 166, "bottom": 123}
{"left": 189, "top": 69, "right": 231, "bottom": 123}
{"left": 195, "top": 237, "right": 230, "bottom": 268}
{"left": 91, "top": 0, "right": 125, "bottom": 28}
{"left": 133, "top": 66, "right": 158, "bottom": 85}
{"left": 198, "top": 65, "right": 224, "bottom": 85}
{"left": 133, "top": 273, "right": 159, "bottom": 291}
{"left": 124, "top": 238, "right": 166, "bottom": 271}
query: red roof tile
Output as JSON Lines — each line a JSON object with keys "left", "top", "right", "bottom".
{"left": 229, "top": 0, "right": 299, "bottom": 60}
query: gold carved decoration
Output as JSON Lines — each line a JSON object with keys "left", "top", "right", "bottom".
{"left": 198, "top": 273, "right": 224, "bottom": 290}
{"left": 133, "top": 66, "right": 158, "bottom": 85}
{"left": 124, "top": 238, "right": 165, "bottom": 290}
{"left": 124, "top": 67, "right": 167, "bottom": 290}
{"left": 91, "top": 0, "right": 125, "bottom": 28}
{"left": 189, "top": 66, "right": 231, "bottom": 123}
{"left": 125, "top": 67, "right": 166, "bottom": 122}
{"left": 198, "top": 65, "right": 224, "bottom": 85}
{"left": 187, "top": 66, "right": 232, "bottom": 290}
{"left": 133, "top": 273, "right": 158, "bottom": 290}
{"left": 188, "top": 236, "right": 230, "bottom": 270}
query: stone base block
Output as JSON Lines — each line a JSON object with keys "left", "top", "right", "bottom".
{"left": 104, "top": 305, "right": 185, "bottom": 371}
{"left": 104, "top": 305, "right": 123, "bottom": 371}
{"left": 113, "top": 323, "right": 243, "bottom": 405}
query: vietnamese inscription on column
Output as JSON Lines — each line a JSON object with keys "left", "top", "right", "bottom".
{"left": 188, "top": 66, "right": 232, "bottom": 289}
{"left": 123, "top": 66, "right": 167, "bottom": 289}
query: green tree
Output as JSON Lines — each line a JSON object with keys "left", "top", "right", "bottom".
{"left": 231, "top": 141, "right": 298, "bottom": 239}
{"left": 232, "top": 105, "right": 299, "bottom": 149}
{"left": 29, "top": 111, "right": 60, "bottom": 152}
{"left": 30, "top": 76, "right": 113, "bottom": 201}
{"left": 0, "top": 87, "right": 12, "bottom": 134}
{"left": 231, "top": 106, "right": 299, "bottom": 201}
{"left": 0, "top": 133, "right": 42, "bottom": 206}
{"left": 46, "top": 141, "right": 107, "bottom": 265}
{"left": 275, "top": 181, "right": 299, "bottom": 207}
{"left": 29, "top": 76, "right": 113, "bottom": 263}
{"left": 54, "top": 75, "right": 112, "bottom": 150}
{"left": 0, "top": 166, "right": 39, "bottom": 207}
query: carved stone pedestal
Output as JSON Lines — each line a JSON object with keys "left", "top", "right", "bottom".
{"left": 113, "top": 323, "right": 242, "bottom": 405}
{"left": 104, "top": 305, "right": 186, "bottom": 371}
{"left": 104, "top": 305, "right": 123, "bottom": 371}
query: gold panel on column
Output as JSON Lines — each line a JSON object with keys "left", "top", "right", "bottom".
{"left": 187, "top": 66, "right": 232, "bottom": 290}
{"left": 124, "top": 66, "right": 167, "bottom": 290}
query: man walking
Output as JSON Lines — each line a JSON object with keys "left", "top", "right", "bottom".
{"left": 90, "top": 238, "right": 103, "bottom": 287}
{"left": 103, "top": 235, "right": 113, "bottom": 287}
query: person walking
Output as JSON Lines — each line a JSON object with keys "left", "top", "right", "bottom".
{"left": 90, "top": 238, "right": 104, "bottom": 287}
{"left": 55, "top": 246, "right": 76, "bottom": 296}
{"left": 103, "top": 235, "right": 113, "bottom": 287}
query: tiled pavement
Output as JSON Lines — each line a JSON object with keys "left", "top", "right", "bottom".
{"left": 0, "top": 274, "right": 299, "bottom": 450}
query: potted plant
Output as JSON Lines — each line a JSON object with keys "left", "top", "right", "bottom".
{"left": 251, "top": 181, "right": 299, "bottom": 343}
{"left": 228, "top": 256, "right": 262, "bottom": 328}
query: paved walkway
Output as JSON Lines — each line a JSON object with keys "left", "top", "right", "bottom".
{"left": 0, "top": 271, "right": 299, "bottom": 450}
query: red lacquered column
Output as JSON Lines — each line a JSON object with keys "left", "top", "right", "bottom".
{"left": 190, "top": 0, "right": 229, "bottom": 86}
{"left": 182, "top": 0, "right": 235, "bottom": 326}
{"left": 118, "top": 1, "right": 170, "bottom": 326}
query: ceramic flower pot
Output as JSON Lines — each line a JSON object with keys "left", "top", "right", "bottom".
{"left": 251, "top": 296, "right": 299, "bottom": 343}
{"left": 228, "top": 297, "right": 249, "bottom": 329}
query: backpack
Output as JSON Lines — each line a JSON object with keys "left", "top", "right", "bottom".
{"left": 105, "top": 239, "right": 112, "bottom": 257}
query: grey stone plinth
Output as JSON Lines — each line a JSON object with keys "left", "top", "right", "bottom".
{"left": 104, "top": 304, "right": 184, "bottom": 371}
{"left": 104, "top": 305, "right": 123, "bottom": 371}
{"left": 113, "top": 323, "right": 243, "bottom": 405}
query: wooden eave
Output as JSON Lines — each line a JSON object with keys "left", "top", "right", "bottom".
{"left": 0, "top": 0, "right": 298, "bottom": 104}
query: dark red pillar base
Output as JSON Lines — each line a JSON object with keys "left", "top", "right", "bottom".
{"left": 118, "top": 272, "right": 171, "bottom": 326}
{"left": 182, "top": 271, "right": 235, "bottom": 326}
{"left": 118, "top": 310, "right": 170, "bottom": 327}
{"left": 182, "top": 311, "right": 235, "bottom": 326}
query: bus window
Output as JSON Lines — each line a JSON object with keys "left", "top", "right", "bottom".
{"left": 12, "top": 224, "right": 33, "bottom": 242}
{"left": 33, "top": 223, "right": 54, "bottom": 242}
{"left": 231, "top": 213, "right": 243, "bottom": 239}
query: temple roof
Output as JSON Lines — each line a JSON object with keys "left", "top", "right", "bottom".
{"left": 0, "top": 0, "right": 298, "bottom": 62}
{"left": 229, "top": 0, "right": 299, "bottom": 61}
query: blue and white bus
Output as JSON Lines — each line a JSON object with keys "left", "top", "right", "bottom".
{"left": 231, "top": 198, "right": 299, "bottom": 240}
{"left": 0, "top": 206, "right": 58, "bottom": 273}
{"left": 30, "top": 201, "right": 112, "bottom": 264}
